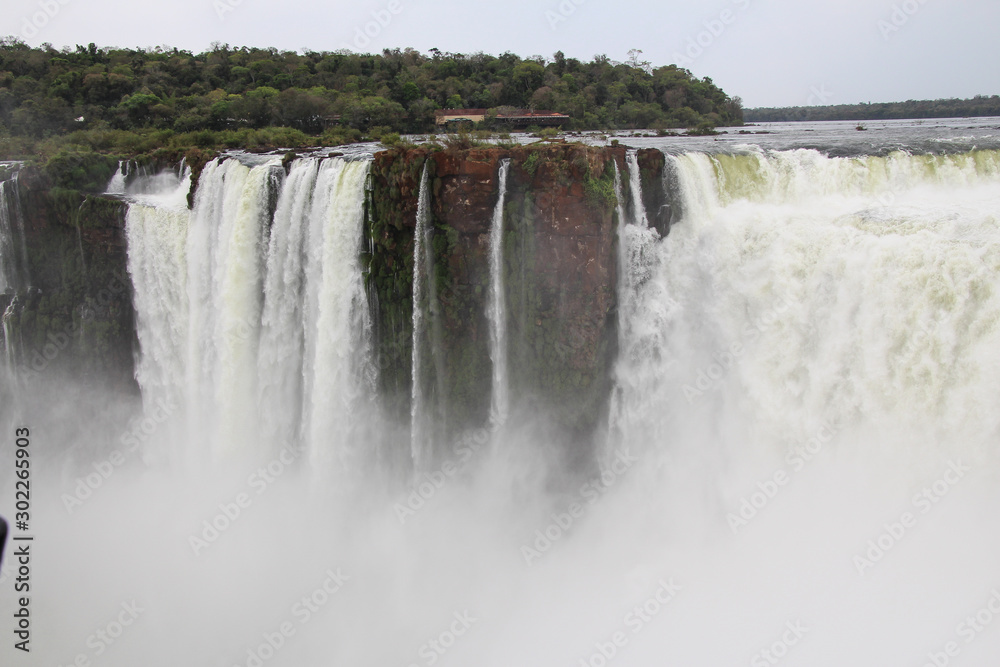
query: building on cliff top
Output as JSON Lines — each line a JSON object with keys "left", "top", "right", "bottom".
{"left": 435, "top": 109, "right": 570, "bottom": 128}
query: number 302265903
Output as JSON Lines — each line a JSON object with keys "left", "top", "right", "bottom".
{"left": 15, "top": 428, "right": 30, "bottom": 526}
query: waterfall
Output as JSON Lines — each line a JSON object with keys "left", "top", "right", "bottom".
{"left": 257, "top": 158, "right": 321, "bottom": 452}
{"left": 106, "top": 160, "right": 127, "bottom": 195}
{"left": 626, "top": 149, "right": 649, "bottom": 228}
{"left": 0, "top": 172, "right": 29, "bottom": 379}
{"left": 301, "top": 158, "right": 375, "bottom": 472}
{"left": 189, "top": 159, "right": 281, "bottom": 456}
{"left": 606, "top": 158, "right": 662, "bottom": 461}
{"left": 32, "top": 135, "right": 1000, "bottom": 666}
{"left": 487, "top": 159, "right": 511, "bottom": 428}
{"left": 125, "top": 155, "right": 375, "bottom": 468}
{"left": 616, "top": 147, "right": 1000, "bottom": 456}
{"left": 410, "top": 162, "right": 431, "bottom": 469}
{"left": 125, "top": 202, "right": 190, "bottom": 420}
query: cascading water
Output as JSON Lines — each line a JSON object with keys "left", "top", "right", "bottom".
{"left": 625, "top": 148, "right": 1000, "bottom": 450}
{"left": 607, "top": 157, "right": 662, "bottom": 461}
{"left": 301, "top": 158, "right": 375, "bottom": 473}
{"left": 410, "top": 162, "right": 432, "bottom": 469}
{"left": 125, "top": 202, "right": 191, "bottom": 421}
{"left": 487, "top": 159, "right": 511, "bottom": 428}
{"left": 16, "top": 136, "right": 1000, "bottom": 667}
{"left": 187, "top": 158, "right": 281, "bottom": 459}
{"left": 106, "top": 160, "right": 127, "bottom": 196}
{"left": 626, "top": 149, "right": 649, "bottom": 228}
{"left": 589, "top": 146, "right": 1000, "bottom": 664}
{"left": 257, "top": 158, "right": 321, "bottom": 452}
{"left": 125, "top": 155, "right": 375, "bottom": 470}
{"left": 0, "top": 171, "right": 29, "bottom": 377}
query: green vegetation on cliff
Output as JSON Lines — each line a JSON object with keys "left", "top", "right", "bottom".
{"left": 0, "top": 39, "right": 742, "bottom": 160}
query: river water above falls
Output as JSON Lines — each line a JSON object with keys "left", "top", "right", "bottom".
{"left": 2, "top": 120, "right": 1000, "bottom": 666}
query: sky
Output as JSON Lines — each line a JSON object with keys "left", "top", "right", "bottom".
{"left": 1, "top": 0, "right": 998, "bottom": 107}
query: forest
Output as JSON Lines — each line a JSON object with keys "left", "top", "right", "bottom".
{"left": 745, "top": 96, "right": 1000, "bottom": 123}
{"left": 0, "top": 40, "right": 743, "bottom": 159}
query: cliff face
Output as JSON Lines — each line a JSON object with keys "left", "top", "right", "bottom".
{"left": 369, "top": 143, "right": 663, "bottom": 460}
{"left": 636, "top": 149, "right": 672, "bottom": 236}
{"left": 4, "top": 143, "right": 667, "bottom": 462}
{"left": 2, "top": 166, "right": 136, "bottom": 393}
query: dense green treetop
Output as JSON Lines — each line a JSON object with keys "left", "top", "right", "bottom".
{"left": 0, "top": 39, "right": 742, "bottom": 148}
{"left": 746, "top": 97, "right": 1000, "bottom": 123}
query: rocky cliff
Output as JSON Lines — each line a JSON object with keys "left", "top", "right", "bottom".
{"left": 3, "top": 144, "right": 668, "bottom": 461}
{"left": 369, "top": 143, "right": 669, "bottom": 460}
{"left": 1, "top": 165, "right": 136, "bottom": 394}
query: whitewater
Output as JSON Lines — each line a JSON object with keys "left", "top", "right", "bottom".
{"left": 1, "top": 143, "right": 999, "bottom": 667}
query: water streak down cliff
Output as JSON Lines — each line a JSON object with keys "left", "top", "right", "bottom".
{"left": 369, "top": 143, "right": 646, "bottom": 467}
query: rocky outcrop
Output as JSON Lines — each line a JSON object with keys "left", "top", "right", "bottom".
{"left": 2, "top": 166, "right": 136, "bottom": 393}
{"left": 368, "top": 143, "right": 658, "bottom": 461}
{"left": 636, "top": 148, "right": 672, "bottom": 236}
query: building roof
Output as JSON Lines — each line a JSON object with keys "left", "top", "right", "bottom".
{"left": 498, "top": 110, "right": 569, "bottom": 119}
{"left": 434, "top": 109, "right": 488, "bottom": 117}
{"left": 434, "top": 108, "right": 570, "bottom": 119}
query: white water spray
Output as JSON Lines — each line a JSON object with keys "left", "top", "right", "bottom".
{"left": 257, "top": 158, "right": 321, "bottom": 451}
{"left": 410, "top": 162, "right": 432, "bottom": 469}
{"left": 626, "top": 149, "right": 649, "bottom": 228}
{"left": 607, "top": 158, "right": 661, "bottom": 461}
{"left": 125, "top": 155, "right": 375, "bottom": 468}
{"left": 302, "top": 158, "right": 375, "bottom": 473}
{"left": 488, "top": 159, "right": 511, "bottom": 428}
{"left": 15, "top": 144, "right": 1000, "bottom": 667}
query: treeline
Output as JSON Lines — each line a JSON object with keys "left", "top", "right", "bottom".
{"left": 0, "top": 39, "right": 742, "bottom": 150}
{"left": 745, "top": 96, "right": 1000, "bottom": 123}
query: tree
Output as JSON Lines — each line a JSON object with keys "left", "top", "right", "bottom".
{"left": 626, "top": 49, "right": 651, "bottom": 75}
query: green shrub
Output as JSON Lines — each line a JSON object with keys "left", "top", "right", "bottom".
{"left": 522, "top": 151, "right": 541, "bottom": 176}
{"left": 378, "top": 132, "right": 402, "bottom": 147}
{"left": 42, "top": 151, "right": 119, "bottom": 192}
{"left": 441, "top": 129, "right": 490, "bottom": 150}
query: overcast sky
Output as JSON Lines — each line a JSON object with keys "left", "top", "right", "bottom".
{"left": 2, "top": 0, "right": 997, "bottom": 107}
